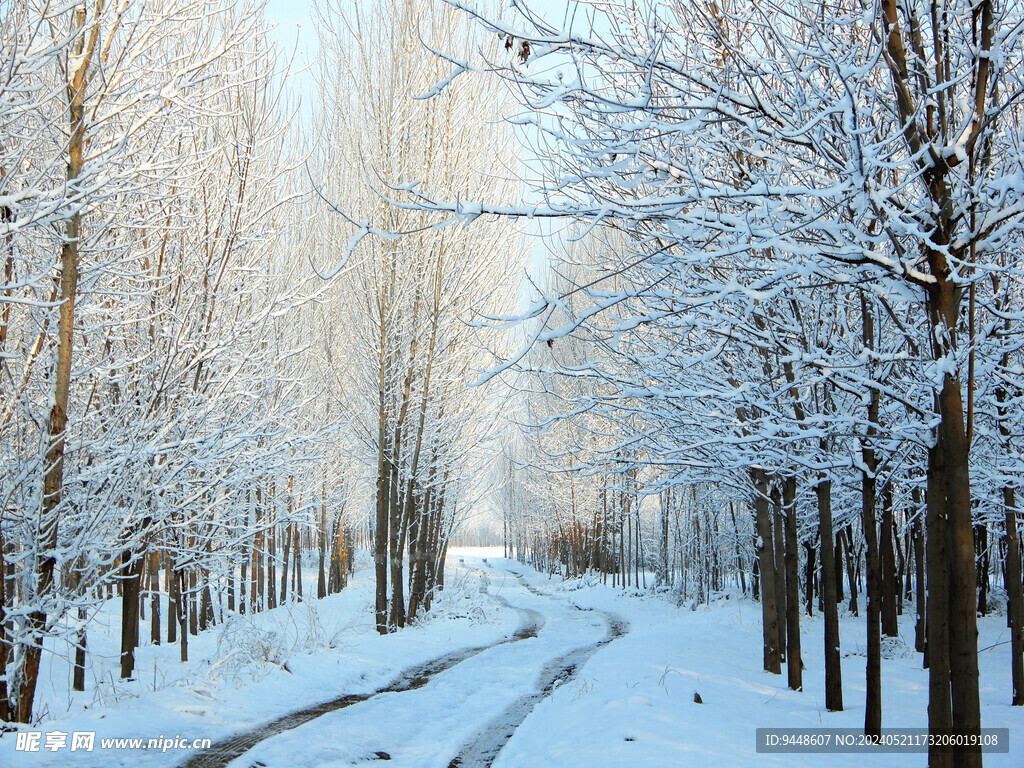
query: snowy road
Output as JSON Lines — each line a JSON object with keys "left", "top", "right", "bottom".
{"left": 4, "top": 550, "right": 1023, "bottom": 768}
{"left": 447, "top": 570, "right": 627, "bottom": 768}
{"left": 181, "top": 558, "right": 627, "bottom": 768}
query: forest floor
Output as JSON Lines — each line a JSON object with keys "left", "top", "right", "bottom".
{"left": 1, "top": 549, "right": 1022, "bottom": 767}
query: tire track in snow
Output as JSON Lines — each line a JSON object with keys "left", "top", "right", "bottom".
{"left": 446, "top": 566, "right": 628, "bottom": 768}
{"left": 178, "top": 570, "right": 542, "bottom": 768}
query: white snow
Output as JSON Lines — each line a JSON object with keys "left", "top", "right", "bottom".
{"left": 1, "top": 549, "right": 1021, "bottom": 767}
{"left": 491, "top": 559, "right": 1024, "bottom": 768}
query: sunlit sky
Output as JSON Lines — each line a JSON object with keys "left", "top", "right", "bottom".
{"left": 263, "top": 0, "right": 579, "bottom": 67}
{"left": 264, "top": 0, "right": 318, "bottom": 68}
{"left": 262, "top": 0, "right": 576, "bottom": 304}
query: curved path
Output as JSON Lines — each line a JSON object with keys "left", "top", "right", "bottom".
{"left": 179, "top": 558, "right": 626, "bottom": 768}
{"left": 447, "top": 568, "right": 628, "bottom": 768}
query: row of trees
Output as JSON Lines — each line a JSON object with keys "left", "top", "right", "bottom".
{"left": 0, "top": 0, "right": 522, "bottom": 725}
{"left": 371, "top": 2, "right": 1024, "bottom": 767}
{"left": 312, "top": 0, "right": 525, "bottom": 634}
{"left": 0, "top": 0, "right": 348, "bottom": 722}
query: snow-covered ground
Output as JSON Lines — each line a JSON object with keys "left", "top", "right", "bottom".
{"left": 491, "top": 556, "right": 1024, "bottom": 768}
{"left": 0, "top": 553, "right": 520, "bottom": 767}
{"left": 1, "top": 548, "right": 1021, "bottom": 767}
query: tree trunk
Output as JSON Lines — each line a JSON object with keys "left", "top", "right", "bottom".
{"left": 804, "top": 538, "right": 816, "bottom": 617}
{"left": 167, "top": 556, "right": 177, "bottom": 644}
{"left": 931, "top": 283, "right": 981, "bottom": 768}
{"left": 730, "top": 502, "right": 746, "bottom": 595}
{"left": 772, "top": 484, "right": 787, "bottom": 662}
{"left": 996, "top": 326, "right": 1023, "bottom": 706}
{"left": 860, "top": 294, "right": 882, "bottom": 740}
{"left": 200, "top": 582, "right": 213, "bottom": 630}
{"left": 73, "top": 606, "right": 87, "bottom": 693}
{"left": 70, "top": 555, "right": 86, "bottom": 693}
{"left": 120, "top": 551, "right": 143, "bottom": 680}
{"left": 817, "top": 478, "right": 843, "bottom": 711}
{"left": 660, "top": 494, "right": 671, "bottom": 588}
{"left": 388, "top": 440, "right": 406, "bottom": 628}
{"left": 903, "top": 529, "right": 913, "bottom": 609}
{"left": 406, "top": 500, "right": 425, "bottom": 622}
{"left": 1005, "top": 486, "right": 1023, "bottom": 706}
{"left": 187, "top": 567, "right": 197, "bottom": 635}
{"left": 913, "top": 491, "right": 926, "bottom": 655}
{"left": 251, "top": 522, "right": 260, "bottom": 613}
{"left": 150, "top": 552, "right": 161, "bottom": 646}
{"left": 411, "top": 488, "right": 435, "bottom": 621}
{"left": 752, "top": 468, "right": 781, "bottom": 674}
{"left": 17, "top": 4, "right": 98, "bottom": 724}
{"left": 881, "top": 484, "right": 899, "bottom": 637}
{"left": 227, "top": 548, "right": 235, "bottom": 614}
{"left": 843, "top": 526, "right": 859, "bottom": 616}
{"left": 318, "top": 487, "right": 328, "bottom": 600}
{"left": 925, "top": 443, "right": 952, "bottom": 768}
{"left": 975, "top": 524, "right": 989, "bottom": 617}
{"left": 293, "top": 522, "right": 302, "bottom": 601}
{"left": 267, "top": 519, "right": 277, "bottom": 611}
{"left": 329, "top": 517, "right": 342, "bottom": 594}
{"left": 374, "top": 431, "right": 389, "bottom": 633}
{"left": 834, "top": 529, "right": 844, "bottom": 603}
{"left": 862, "top": 453, "right": 883, "bottom": 740}
{"left": 783, "top": 476, "right": 802, "bottom": 691}
{"left": 177, "top": 569, "right": 188, "bottom": 663}
{"left": 280, "top": 522, "right": 291, "bottom": 603}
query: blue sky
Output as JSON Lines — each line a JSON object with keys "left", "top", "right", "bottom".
{"left": 263, "top": 0, "right": 580, "bottom": 64}
{"left": 261, "top": 0, "right": 573, "bottom": 287}
{"left": 264, "top": 0, "right": 318, "bottom": 69}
